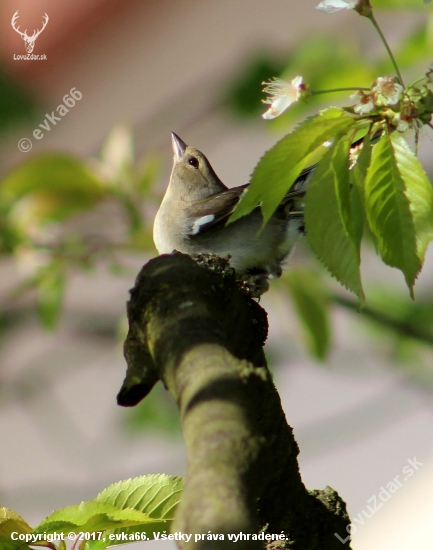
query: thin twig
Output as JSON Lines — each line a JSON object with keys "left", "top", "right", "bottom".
{"left": 332, "top": 295, "right": 433, "bottom": 346}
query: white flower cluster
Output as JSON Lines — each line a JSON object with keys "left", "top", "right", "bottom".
{"left": 350, "top": 76, "right": 404, "bottom": 116}
{"left": 350, "top": 74, "right": 433, "bottom": 133}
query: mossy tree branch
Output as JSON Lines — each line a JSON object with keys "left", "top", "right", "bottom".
{"left": 117, "top": 253, "right": 351, "bottom": 549}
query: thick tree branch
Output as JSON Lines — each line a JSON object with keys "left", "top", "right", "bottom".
{"left": 118, "top": 253, "right": 351, "bottom": 549}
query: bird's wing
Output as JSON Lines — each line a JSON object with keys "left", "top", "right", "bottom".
{"left": 185, "top": 184, "right": 249, "bottom": 237}
{"left": 185, "top": 166, "right": 311, "bottom": 238}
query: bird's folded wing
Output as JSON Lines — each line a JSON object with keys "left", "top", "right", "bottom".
{"left": 185, "top": 175, "right": 309, "bottom": 238}
{"left": 186, "top": 184, "right": 249, "bottom": 237}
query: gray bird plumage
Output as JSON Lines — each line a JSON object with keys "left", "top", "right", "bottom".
{"left": 153, "top": 133, "right": 308, "bottom": 286}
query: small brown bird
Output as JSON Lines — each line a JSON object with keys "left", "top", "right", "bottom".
{"left": 153, "top": 133, "right": 308, "bottom": 290}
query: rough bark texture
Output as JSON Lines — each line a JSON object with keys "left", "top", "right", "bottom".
{"left": 117, "top": 253, "right": 352, "bottom": 549}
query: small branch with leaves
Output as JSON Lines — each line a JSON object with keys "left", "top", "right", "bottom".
{"left": 237, "top": 0, "right": 433, "bottom": 304}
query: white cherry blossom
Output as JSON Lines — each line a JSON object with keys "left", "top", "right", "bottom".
{"left": 316, "top": 0, "right": 358, "bottom": 14}
{"left": 262, "top": 76, "right": 307, "bottom": 119}
{"left": 350, "top": 91, "right": 375, "bottom": 114}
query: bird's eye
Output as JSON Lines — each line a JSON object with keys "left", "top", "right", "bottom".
{"left": 188, "top": 156, "right": 199, "bottom": 168}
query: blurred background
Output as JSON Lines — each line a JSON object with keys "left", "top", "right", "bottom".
{"left": 1, "top": 0, "right": 433, "bottom": 548}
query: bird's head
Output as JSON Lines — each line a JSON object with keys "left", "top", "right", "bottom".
{"left": 170, "top": 132, "right": 227, "bottom": 201}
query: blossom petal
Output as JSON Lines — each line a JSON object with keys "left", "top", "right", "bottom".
{"left": 291, "top": 75, "right": 304, "bottom": 88}
{"left": 316, "top": 0, "right": 357, "bottom": 13}
{"left": 262, "top": 95, "right": 295, "bottom": 119}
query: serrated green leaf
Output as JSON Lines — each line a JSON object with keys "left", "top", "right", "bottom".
{"left": 96, "top": 475, "right": 183, "bottom": 546}
{"left": 335, "top": 140, "right": 354, "bottom": 238}
{"left": 96, "top": 474, "right": 183, "bottom": 519}
{"left": 0, "top": 507, "right": 33, "bottom": 550}
{"left": 365, "top": 135, "right": 420, "bottom": 296}
{"left": 285, "top": 270, "right": 331, "bottom": 360}
{"left": 391, "top": 134, "right": 433, "bottom": 265}
{"left": 31, "top": 475, "right": 184, "bottom": 548}
{"left": 229, "top": 108, "right": 357, "bottom": 226}
{"left": 351, "top": 134, "right": 372, "bottom": 248}
{"left": 305, "top": 136, "right": 364, "bottom": 301}
{"left": 33, "top": 501, "right": 153, "bottom": 536}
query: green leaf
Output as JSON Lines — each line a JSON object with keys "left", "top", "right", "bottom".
{"left": 351, "top": 133, "right": 372, "bottom": 248}
{"left": 365, "top": 135, "right": 420, "bottom": 296}
{"left": 0, "top": 155, "right": 103, "bottom": 224}
{"left": 285, "top": 270, "right": 331, "bottom": 360}
{"left": 31, "top": 475, "right": 183, "bottom": 547}
{"left": 33, "top": 501, "right": 153, "bottom": 536}
{"left": 37, "top": 267, "right": 66, "bottom": 330}
{"left": 96, "top": 474, "right": 183, "bottom": 519}
{"left": 305, "top": 136, "right": 364, "bottom": 301}
{"left": 229, "top": 108, "right": 357, "bottom": 226}
{"left": 391, "top": 134, "right": 433, "bottom": 266}
{"left": 96, "top": 474, "right": 183, "bottom": 546}
{"left": 0, "top": 507, "right": 33, "bottom": 550}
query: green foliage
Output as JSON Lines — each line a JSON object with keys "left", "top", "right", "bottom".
{"left": 305, "top": 136, "right": 364, "bottom": 302}
{"left": 225, "top": 3, "right": 432, "bottom": 124}
{"left": 0, "top": 475, "right": 184, "bottom": 550}
{"left": 364, "top": 134, "right": 432, "bottom": 295}
{"left": 95, "top": 474, "right": 183, "bottom": 546}
{"left": 285, "top": 269, "right": 331, "bottom": 359}
{"left": 350, "top": 135, "right": 370, "bottom": 248}
{"left": 392, "top": 135, "right": 433, "bottom": 269}
{"left": 0, "top": 507, "right": 33, "bottom": 550}
{"left": 247, "top": 121, "right": 433, "bottom": 301}
{"left": 34, "top": 501, "right": 153, "bottom": 535}
{"left": 229, "top": 108, "right": 357, "bottom": 226}
{"left": 0, "top": 155, "right": 103, "bottom": 223}
{"left": 0, "top": 127, "right": 159, "bottom": 330}
{"left": 228, "top": 0, "right": 433, "bottom": 299}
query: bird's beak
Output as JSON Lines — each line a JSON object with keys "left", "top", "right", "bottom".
{"left": 171, "top": 132, "right": 187, "bottom": 161}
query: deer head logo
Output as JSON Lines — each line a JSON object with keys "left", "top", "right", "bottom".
{"left": 11, "top": 11, "right": 49, "bottom": 54}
